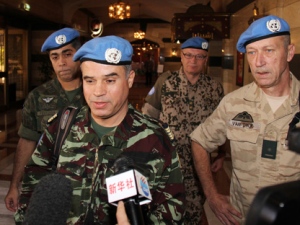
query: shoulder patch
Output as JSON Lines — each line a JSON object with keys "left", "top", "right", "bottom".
{"left": 148, "top": 87, "right": 155, "bottom": 96}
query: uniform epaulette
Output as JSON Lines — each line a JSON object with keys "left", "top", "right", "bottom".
{"left": 47, "top": 113, "right": 58, "bottom": 124}
{"left": 160, "top": 122, "right": 175, "bottom": 143}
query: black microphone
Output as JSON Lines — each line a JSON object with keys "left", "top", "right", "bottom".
{"left": 106, "top": 156, "right": 152, "bottom": 225}
{"left": 23, "top": 173, "right": 73, "bottom": 225}
{"left": 287, "top": 112, "right": 300, "bottom": 154}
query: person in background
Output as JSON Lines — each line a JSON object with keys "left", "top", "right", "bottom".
{"left": 144, "top": 53, "right": 155, "bottom": 85}
{"left": 15, "top": 35, "right": 185, "bottom": 224}
{"left": 4, "top": 27, "right": 85, "bottom": 212}
{"left": 142, "top": 36, "right": 225, "bottom": 224}
{"left": 190, "top": 15, "right": 300, "bottom": 225}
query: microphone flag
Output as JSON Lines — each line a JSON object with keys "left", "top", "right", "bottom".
{"left": 106, "top": 167, "right": 152, "bottom": 206}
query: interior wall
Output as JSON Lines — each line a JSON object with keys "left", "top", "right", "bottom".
{"left": 3, "top": 0, "right": 300, "bottom": 94}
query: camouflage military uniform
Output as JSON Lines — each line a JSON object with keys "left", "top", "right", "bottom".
{"left": 18, "top": 78, "right": 85, "bottom": 141}
{"left": 190, "top": 74, "right": 300, "bottom": 224}
{"left": 15, "top": 104, "right": 185, "bottom": 225}
{"left": 142, "top": 67, "right": 224, "bottom": 224}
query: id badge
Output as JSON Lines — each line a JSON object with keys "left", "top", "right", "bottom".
{"left": 261, "top": 140, "right": 277, "bottom": 159}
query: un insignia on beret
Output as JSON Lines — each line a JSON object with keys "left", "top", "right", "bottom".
{"left": 73, "top": 35, "right": 133, "bottom": 65}
{"left": 41, "top": 28, "right": 80, "bottom": 52}
{"left": 105, "top": 48, "right": 122, "bottom": 64}
{"left": 267, "top": 19, "right": 281, "bottom": 32}
{"left": 236, "top": 15, "right": 290, "bottom": 53}
{"left": 55, "top": 34, "right": 67, "bottom": 45}
{"left": 202, "top": 42, "right": 208, "bottom": 50}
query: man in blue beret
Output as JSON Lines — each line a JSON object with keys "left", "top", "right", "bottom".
{"left": 142, "top": 36, "right": 225, "bottom": 224}
{"left": 191, "top": 15, "right": 300, "bottom": 225}
{"left": 16, "top": 35, "right": 185, "bottom": 224}
{"left": 6, "top": 27, "right": 85, "bottom": 214}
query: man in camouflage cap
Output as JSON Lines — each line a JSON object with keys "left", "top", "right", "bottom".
{"left": 15, "top": 35, "right": 185, "bottom": 224}
{"left": 191, "top": 15, "right": 300, "bottom": 225}
{"left": 5, "top": 27, "right": 85, "bottom": 213}
{"left": 142, "top": 36, "right": 225, "bottom": 224}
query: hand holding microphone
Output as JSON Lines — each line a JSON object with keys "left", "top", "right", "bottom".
{"left": 117, "top": 201, "right": 131, "bottom": 225}
{"left": 106, "top": 156, "right": 152, "bottom": 225}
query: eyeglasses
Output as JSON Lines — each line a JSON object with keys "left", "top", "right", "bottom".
{"left": 182, "top": 52, "right": 207, "bottom": 60}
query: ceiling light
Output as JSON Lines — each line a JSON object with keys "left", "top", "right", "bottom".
{"left": 108, "top": 1, "right": 130, "bottom": 20}
{"left": 19, "top": 2, "right": 30, "bottom": 11}
{"left": 134, "top": 4, "right": 145, "bottom": 39}
{"left": 134, "top": 30, "right": 145, "bottom": 39}
{"left": 253, "top": 3, "right": 259, "bottom": 17}
{"left": 248, "top": 3, "right": 263, "bottom": 25}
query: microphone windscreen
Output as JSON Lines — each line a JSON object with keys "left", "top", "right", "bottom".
{"left": 113, "top": 156, "right": 135, "bottom": 174}
{"left": 23, "top": 173, "right": 73, "bottom": 225}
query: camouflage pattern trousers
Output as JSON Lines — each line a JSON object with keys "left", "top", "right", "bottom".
{"left": 177, "top": 144, "right": 206, "bottom": 225}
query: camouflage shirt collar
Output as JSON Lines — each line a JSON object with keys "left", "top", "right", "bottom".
{"left": 80, "top": 104, "right": 135, "bottom": 143}
{"left": 179, "top": 66, "right": 206, "bottom": 87}
{"left": 179, "top": 67, "right": 189, "bottom": 86}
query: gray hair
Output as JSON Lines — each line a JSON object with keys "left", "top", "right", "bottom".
{"left": 124, "top": 65, "right": 133, "bottom": 79}
{"left": 282, "top": 35, "right": 291, "bottom": 49}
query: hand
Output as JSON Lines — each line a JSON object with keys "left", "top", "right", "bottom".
{"left": 207, "top": 194, "right": 242, "bottom": 225}
{"left": 116, "top": 201, "right": 130, "bottom": 225}
{"left": 4, "top": 186, "right": 19, "bottom": 212}
{"left": 211, "top": 155, "right": 225, "bottom": 173}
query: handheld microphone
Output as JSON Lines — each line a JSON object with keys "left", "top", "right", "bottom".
{"left": 106, "top": 156, "right": 152, "bottom": 225}
{"left": 287, "top": 112, "right": 300, "bottom": 154}
{"left": 23, "top": 173, "right": 73, "bottom": 225}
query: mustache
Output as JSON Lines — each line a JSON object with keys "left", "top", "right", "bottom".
{"left": 89, "top": 98, "right": 109, "bottom": 102}
{"left": 253, "top": 69, "right": 269, "bottom": 74}
{"left": 58, "top": 69, "right": 71, "bottom": 73}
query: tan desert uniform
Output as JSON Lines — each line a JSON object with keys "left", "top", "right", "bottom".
{"left": 190, "top": 73, "right": 300, "bottom": 224}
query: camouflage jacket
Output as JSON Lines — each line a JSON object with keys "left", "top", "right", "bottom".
{"left": 142, "top": 67, "right": 223, "bottom": 224}
{"left": 18, "top": 78, "right": 86, "bottom": 141}
{"left": 143, "top": 67, "right": 224, "bottom": 145}
{"left": 16, "top": 104, "right": 185, "bottom": 225}
{"left": 190, "top": 74, "right": 300, "bottom": 224}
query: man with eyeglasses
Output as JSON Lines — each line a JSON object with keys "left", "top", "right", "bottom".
{"left": 142, "top": 36, "right": 225, "bottom": 224}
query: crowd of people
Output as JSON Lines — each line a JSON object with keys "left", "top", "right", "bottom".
{"left": 4, "top": 14, "right": 300, "bottom": 225}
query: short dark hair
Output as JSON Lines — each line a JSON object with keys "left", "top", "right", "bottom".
{"left": 71, "top": 38, "right": 82, "bottom": 51}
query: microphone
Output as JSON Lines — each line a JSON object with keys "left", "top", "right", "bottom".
{"left": 287, "top": 112, "right": 300, "bottom": 154}
{"left": 106, "top": 156, "right": 152, "bottom": 225}
{"left": 23, "top": 173, "right": 73, "bottom": 225}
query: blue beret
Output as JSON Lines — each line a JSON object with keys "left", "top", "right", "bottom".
{"left": 237, "top": 15, "right": 290, "bottom": 53}
{"left": 73, "top": 35, "right": 133, "bottom": 65}
{"left": 181, "top": 37, "right": 209, "bottom": 51}
{"left": 41, "top": 28, "right": 80, "bottom": 52}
